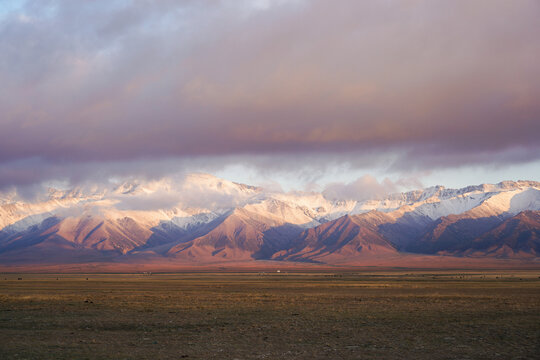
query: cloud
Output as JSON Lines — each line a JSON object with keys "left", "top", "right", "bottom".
{"left": 113, "top": 174, "right": 258, "bottom": 211}
{"left": 0, "top": 0, "right": 539, "bottom": 188}
{"left": 113, "top": 190, "right": 181, "bottom": 211}
{"left": 323, "top": 175, "right": 406, "bottom": 201}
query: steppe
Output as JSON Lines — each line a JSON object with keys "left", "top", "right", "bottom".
{"left": 1, "top": 271, "right": 539, "bottom": 359}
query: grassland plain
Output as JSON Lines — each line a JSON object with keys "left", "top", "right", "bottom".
{"left": 0, "top": 271, "right": 539, "bottom": 359}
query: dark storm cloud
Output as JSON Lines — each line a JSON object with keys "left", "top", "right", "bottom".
{"left": 1, "top": 0, "right": 539, "bottom": 187}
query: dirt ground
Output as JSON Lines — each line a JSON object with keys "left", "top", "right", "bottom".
{"left": 0, "top": 271, "right": 539, "bottom": 359}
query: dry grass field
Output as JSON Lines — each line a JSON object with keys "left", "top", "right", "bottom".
{"left": 0, "top": 271, "right": 539, "bottom": 359}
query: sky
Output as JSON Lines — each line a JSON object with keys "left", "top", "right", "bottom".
{"left": 0, "top": 0, "right": 539, "bottom": 196}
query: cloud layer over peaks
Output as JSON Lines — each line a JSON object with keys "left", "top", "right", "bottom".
{"left": 1, "top": 0, "right": 539, "bottom": 187}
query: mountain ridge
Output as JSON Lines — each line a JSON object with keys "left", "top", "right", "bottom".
{"left": 1, "top": 176, "right": 539, "bottom": 267}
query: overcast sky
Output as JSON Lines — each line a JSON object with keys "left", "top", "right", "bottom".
{"left": 1, "top": 0, "right": 539, "bottom": 194}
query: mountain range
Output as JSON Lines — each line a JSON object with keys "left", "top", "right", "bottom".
{"left": 1, "top": 174, "right": 539, "bottom": 270}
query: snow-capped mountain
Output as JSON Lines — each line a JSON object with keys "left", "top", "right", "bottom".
{"left": 0, "top": 175, "right": 539, "bottom": 266}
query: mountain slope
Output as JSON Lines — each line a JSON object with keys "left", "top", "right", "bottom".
{"left": 274, "top": 212, "right": 398, "bottom": 263}
{"left": 405, "top": 188, "right": 540, "bottom": 254}
{"left": 464, "top": 210, "right": 540, "bottom": 258}
{"left": 167, "top": 206, "right": 305, "bottom": 261}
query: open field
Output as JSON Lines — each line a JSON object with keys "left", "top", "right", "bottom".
{"left": 1, "top": 272, "right": 539, "bottom": 359}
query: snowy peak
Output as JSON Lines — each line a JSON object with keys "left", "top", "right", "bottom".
{"left": 182, "top": 173, "right": 261, "bottom": 194}
{"left": 113, "top": 182, "right": 140, "bottom": 195}
{"left": 373, "top": 181, "right": 540, "bottom": 221}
